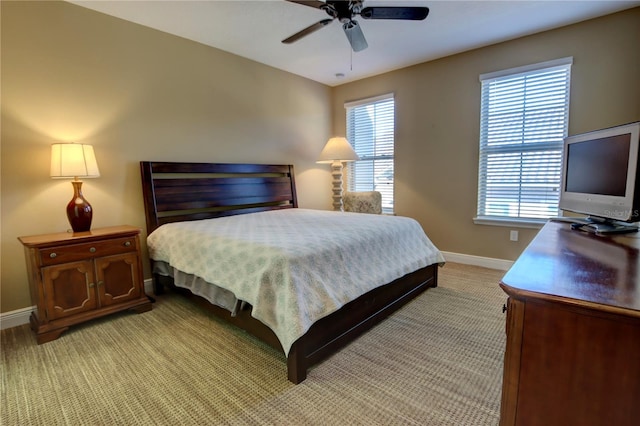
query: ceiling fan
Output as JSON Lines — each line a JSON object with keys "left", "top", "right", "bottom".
{"left": 282, "top": 0, "right": 430, "bottom": 52}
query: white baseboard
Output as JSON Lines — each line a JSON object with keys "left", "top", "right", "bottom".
{"left": 2, "top": 256, "right": 512, "bottom": 331}
{"left": 0, "top": 279, "right": 155, "bottom": 331}
{"left": 441, "top": 251, "right": 514, "bottom": 271}
{"left": 0, "top": 306, "right": 34, "bottom": 330}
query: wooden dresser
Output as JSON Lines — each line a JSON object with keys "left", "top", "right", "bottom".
{"left": 499, "top": 221, "right": 640, "bottom": 426}
{"left": 19, "top": 225, "right": 152, "bottom": 344}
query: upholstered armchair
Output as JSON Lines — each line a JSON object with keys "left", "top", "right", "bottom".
{"left": 343, "top": 191, "right": 382, "bottom": 214}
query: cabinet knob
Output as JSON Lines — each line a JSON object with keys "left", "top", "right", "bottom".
{"left": 124, "top": 241, "right": 131, "bottom": 247}
{"left": 97, "top": 281, "right": 104, "bottom": 287}
{"left": 89, "top": 282, "right": 95, "bottom": 288}
{"left": 49, "top": 253, "right": 57, "bottom": 259}
{"left": 89, "top": 247, "right": 96, "bottom": 253}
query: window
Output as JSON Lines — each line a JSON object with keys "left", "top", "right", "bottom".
{"left": 346, "top": 94, "right": 395, "bottom": 214}
{"left": 476, "top": 58, "right": 572, "bottom": 225}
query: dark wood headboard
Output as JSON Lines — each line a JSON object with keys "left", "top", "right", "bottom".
{"left": 140, "top": 161, "right": 298, "bottom": 233}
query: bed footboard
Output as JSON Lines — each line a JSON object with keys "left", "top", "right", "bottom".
{"left": 286, "top": 263, "right": 438, "bottom": 383}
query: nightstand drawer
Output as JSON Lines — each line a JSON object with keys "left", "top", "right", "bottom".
{"left": 40, "top": 237, "right": 137, "bottom": 266}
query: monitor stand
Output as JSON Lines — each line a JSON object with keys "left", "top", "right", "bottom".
{"left": 550, "top": 216, "right": 639, "bottom": 235}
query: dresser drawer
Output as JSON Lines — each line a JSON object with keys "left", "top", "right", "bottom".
{"left": 40, "top": 237, "right": 137, "bottom": 266}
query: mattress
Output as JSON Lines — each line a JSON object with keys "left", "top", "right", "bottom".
{"left": 147, "top": 208, "right": 445, "bottom": 354}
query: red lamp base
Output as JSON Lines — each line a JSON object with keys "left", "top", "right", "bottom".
{"left": 66, "top": 180, "right": 93, "bottom": 232}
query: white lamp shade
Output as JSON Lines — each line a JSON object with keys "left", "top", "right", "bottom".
{"left": 50, "top": 144, "right": 100, "bottom": 178}
{"left": 317, "top": 137, "right": 360, "bottom": 163}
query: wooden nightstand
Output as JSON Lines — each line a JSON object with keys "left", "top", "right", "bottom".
{"left": 18, "top": 225, "right": 152, "bottom": 344}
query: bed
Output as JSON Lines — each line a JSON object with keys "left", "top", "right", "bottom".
{"left": 140, "top": 161, "right": 444, "bottom": 383}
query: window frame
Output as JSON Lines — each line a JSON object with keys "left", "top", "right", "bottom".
{"left": 345, "top": 93, "right": 395, "bottom": 214}
{"left": 474, "top": 57, "right": 573, "bottom": 227}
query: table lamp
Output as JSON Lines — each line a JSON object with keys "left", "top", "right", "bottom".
{"left": 317, "top": 137, "right": 359, "bottom": 211}
{"left": 50, "top": 143, "right": 100, "bottom": 232}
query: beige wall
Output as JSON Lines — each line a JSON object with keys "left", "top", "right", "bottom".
{"left": 331, "top": 8, "right": 640, "bottom": 261}
{"left": 2, "top": 2, "right": 639, "bottom": 314}
{"left": 1, "top": 1, "right": 332, "bottom": 312}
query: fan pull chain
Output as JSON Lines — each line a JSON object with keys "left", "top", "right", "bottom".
{"left": 348, "top": 30, "right": 353, "bottom": 71}
{"left": 351, "top": 45, "right": 353, "bottom": 71}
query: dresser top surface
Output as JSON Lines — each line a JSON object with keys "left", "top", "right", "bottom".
{"left": 501, "top": 221, "right": 640, "bottom": 313}
{"left": 18, "top": 225, "right": 140, "bottom": 248}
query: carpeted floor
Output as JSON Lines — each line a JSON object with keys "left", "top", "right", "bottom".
{"left": 1, "top": 263, "right": 507, "bottom": 425}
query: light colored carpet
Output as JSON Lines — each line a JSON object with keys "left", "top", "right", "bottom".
{"left": 1, "top": 263, "right": 507, "bottom": 425}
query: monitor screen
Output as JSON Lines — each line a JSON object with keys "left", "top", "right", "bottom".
{"left": 564, "top": 133, "right": 631, "bottom": 197}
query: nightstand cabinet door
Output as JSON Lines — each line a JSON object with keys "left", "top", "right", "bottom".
{"left": 96, "top": 252, "right": 142, "bottom": 307}
{"left": 42, "top": 260, "right": 98, "bottom": 320}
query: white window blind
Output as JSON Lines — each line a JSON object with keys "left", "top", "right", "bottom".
{"left": 477, "top": 58, "right": 572, "bottom": 222}
{"left": 346, "top": 94, "right": 395, "bottom": 214}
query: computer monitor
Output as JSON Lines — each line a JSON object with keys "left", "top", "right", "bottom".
{"left": 558, "top": 121, "right": 640, "bottom": 233}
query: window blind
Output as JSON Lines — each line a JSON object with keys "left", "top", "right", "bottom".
{"left": 346, "top": 95, "right": 395, "bottom": 214}
{"left": 477, "top": 58, "right": 572, "bottom": 221}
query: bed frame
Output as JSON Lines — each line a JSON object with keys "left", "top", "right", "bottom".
{"left": 140, "top": 161, "right": 438, "bottom": 383}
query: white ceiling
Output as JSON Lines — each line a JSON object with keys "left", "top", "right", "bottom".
{"left": 70, "top": 0, "right": 640, "bottom": 86}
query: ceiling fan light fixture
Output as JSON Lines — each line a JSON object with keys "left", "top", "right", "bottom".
{"left": 343, "top": 20, "right": 368, "bottom": 52}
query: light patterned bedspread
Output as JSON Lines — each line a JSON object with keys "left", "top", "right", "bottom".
{"left": 147, "top": 208, "right": 445, "bottom": 355}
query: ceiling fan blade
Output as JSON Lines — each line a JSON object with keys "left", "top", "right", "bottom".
{"left": 284, "top": 0, "right": 327, "bottom": 10}
{"left": 360, "top": 7, "right": 429, "bottom": 20}
{"left": 282, "top": 19, "right": 334, "bottom": 44}
{"left": 343, "top": 20, "right": 368, "bottom": 52}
